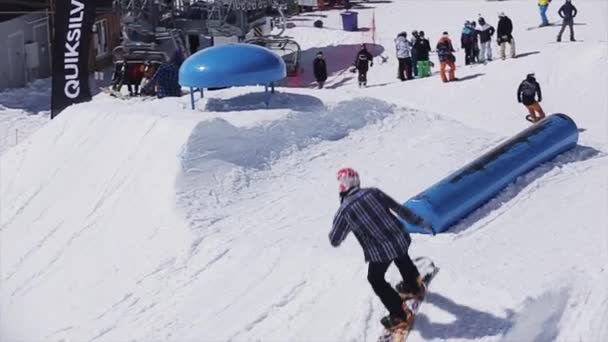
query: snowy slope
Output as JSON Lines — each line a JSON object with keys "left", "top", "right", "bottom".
{"left": 2, "top": 1, "right": 608, "bottom": 342}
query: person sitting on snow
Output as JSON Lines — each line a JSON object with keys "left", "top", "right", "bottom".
{"left": 141, "top": 50, "right": 184, "bottom": 98}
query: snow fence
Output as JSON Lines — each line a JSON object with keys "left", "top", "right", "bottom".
{"left": 402, "top": 113, "right": 579, "bottom": 234}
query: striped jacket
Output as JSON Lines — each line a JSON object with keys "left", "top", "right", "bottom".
{"left": 329, "top": 187, "right": 423, "bottom": 263}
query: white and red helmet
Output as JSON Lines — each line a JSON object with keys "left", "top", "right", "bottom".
{"left": 337, "top": 167, "right": 360, "bottom": 193}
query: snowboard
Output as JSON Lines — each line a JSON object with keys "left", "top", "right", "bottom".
{"left": 377, "top": 257, "right": 440, "bottom": 342}
{"left": 100, "top": 87, "right": 128, "bottom": 100}
{"left": 526, "top": 22, "right": 561, "bottom": 30}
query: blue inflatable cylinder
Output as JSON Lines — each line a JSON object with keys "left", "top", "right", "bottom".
{"left": 402, "top": 113, "right": 579, "bottom": 234}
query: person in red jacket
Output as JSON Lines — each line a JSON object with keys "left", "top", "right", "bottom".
{"left": 436, "top": 32, "right": 457, "bottom": 82}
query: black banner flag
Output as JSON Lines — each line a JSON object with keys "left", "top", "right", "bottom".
{"left": 51, "top": 0, "right": 96, "bottom": 119}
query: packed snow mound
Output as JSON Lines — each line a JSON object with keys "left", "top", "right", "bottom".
{"left": 176, "top": 97, "right": 399, "bottom": 229}
{"left": 205, "top": 91, "right": 325, "bottom": 112}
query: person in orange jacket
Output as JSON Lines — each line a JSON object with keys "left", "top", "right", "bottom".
{"left": 436, "top": 32, "right": 457, "bottom": 82}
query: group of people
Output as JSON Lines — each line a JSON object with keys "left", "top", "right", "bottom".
{"left": 394, "top": 31, "right": 433, "bottom": 81}
{"left": 110, "top": 50, "right": 185, "bottom": 98}
{"left": 392, "top": 12, "right": 516, "bottom": 83}
{"left": 324, "top": 2, "right": 585, "bottom": 333}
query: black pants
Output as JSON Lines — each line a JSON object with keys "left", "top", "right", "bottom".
{"left": 368, "top": 253, "right": 420, "bottom": 317}
{"left": 464, "top": 44, "right": 475, "bottom": 65}
{"left": 358, "top": 69, "right": 368, "bottom": 85}
{"left": 411, "top": 52, "right": 418, "bottom": 76}
{"left": 397, "top": 58, "right": 413, "bottom": 81}
{"left": 558, "top": 19, "right": 574, "bottom": 41}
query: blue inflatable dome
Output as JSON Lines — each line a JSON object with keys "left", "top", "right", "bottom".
{"left": 179, "top": 43, "right": 286, "bottom": 89}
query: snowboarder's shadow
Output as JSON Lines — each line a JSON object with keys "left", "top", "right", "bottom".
{"left": 515, "top": 51, "right": 540, "bottom": 59}
{"left": 456, "top": 73, "right": 485, "bottom": 82}
{"left": 415, "top": 292, "right": 515, "bottom": 340}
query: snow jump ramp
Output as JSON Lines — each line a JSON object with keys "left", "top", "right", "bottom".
{"left": 402, "top": 113, "right": 579, "bottom": 234}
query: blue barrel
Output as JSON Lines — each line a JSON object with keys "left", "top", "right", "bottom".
{"left": 402, "top": 113, "right": 579, "bottom": 234}
{"left": 340, "top": 11, "right": 358, "bottom": 32}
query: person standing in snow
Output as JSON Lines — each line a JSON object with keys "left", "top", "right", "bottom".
{"left": 313, "top": 51, "right": 328, "bottom": 89}
{"left": 497, "top": 12, "right": 516, "bottom": 60}
{"left": 476, "top": 16, "right": 495, "bottom": 63}
{"left": 538, "top": 0, "right": 552, "bottom": 27}
{"left": 436, "top": 32, "right": 457, "bottom": 83}
{"left": 353, "top": 44, "right": 374, "bottom": 87}
{"left": 410, "top": 30, "right": 420, "bottom": 77}
{"left": 414, "top": 31, "right": 432, "bottom": 78}
{"left": 517, "top": 73, "right": 546, "bottom": 123}
{"left": 461, "top": 21, "right": 477, "bottom": 65}
{"left": 394, "top": 32, "right": 413, "bottom": 81}
{"left": 329, "top": 167, "right": 432, "bottom": 330}
{"left": 471, "top": 21, "right": 481, "bottom": 64}
{"left": 557, "top": 0, "right": 578, "bottom": 42}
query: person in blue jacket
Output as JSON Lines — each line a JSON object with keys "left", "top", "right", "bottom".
{"left": 329, "top": 167, "right": 432, "bottom": 330}
{"left": 141, "top": 50, "right": 184, "bottom": 98}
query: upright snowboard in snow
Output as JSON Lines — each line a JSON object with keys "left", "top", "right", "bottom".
{"left": 377, "top": 257, "right": 440, "bottom": 342}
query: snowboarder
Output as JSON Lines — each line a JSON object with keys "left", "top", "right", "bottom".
{"left": 410, "top": 30, "right": 420, "bottom": 77}
{"left": 329, "top": 167, "right": 431, "bottom": 330}
{"left": 461, "top": 21, "right": 477, "bottom": 65}
{"left": 476, "top": 16, "right": 495, "bottom": 63}
{"left": 394, "top": 32, "right": 413, "bottom": 81}
{"left": 353, "top": 44, "right": 374, "bottom": 87}
{"left": 517, "top": 73, "right": 546, "bottom": 123}
{"left": 436, "top": 32, "right": 457, "bottom": 82}
{"left": 313, "top": 51, "right": 328, "bottom": 89}
{"left": 538, "top": 0, "right": 552, "bottom": 27}
{"left": 497, "top": 12, "right": 516, "bottom": 60}
{"left": 557, "top": 0, "right": 578, "bottom": 42}
{"left": 414, "top": 31, "right": 432, "bottom": 78}
{"left": 141, "top": 50, "right": 183, "bottom": 98}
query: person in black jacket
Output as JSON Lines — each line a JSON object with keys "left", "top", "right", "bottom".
{"left": 414, "top": 31, "right": 432, "bottom": 77}
{"left": 517, "top": 73, "right": 546, "bottom": 123}
{"left": 557, "top": 0, "right": 578, "bottom": 42}
{"left": 461, "top": 21, "right": 477, "bottom": 65}
{"left": 353, "top": 44, "right": 373, "bottom": 87}
{"left": 313, "top": 51, "right": 328, "bottom": 89}
{"left": 497, "top": 12, "right": 516, "bottom": 60}
{"left": 476, "top": 16, "right": 495, "bottom": 63}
